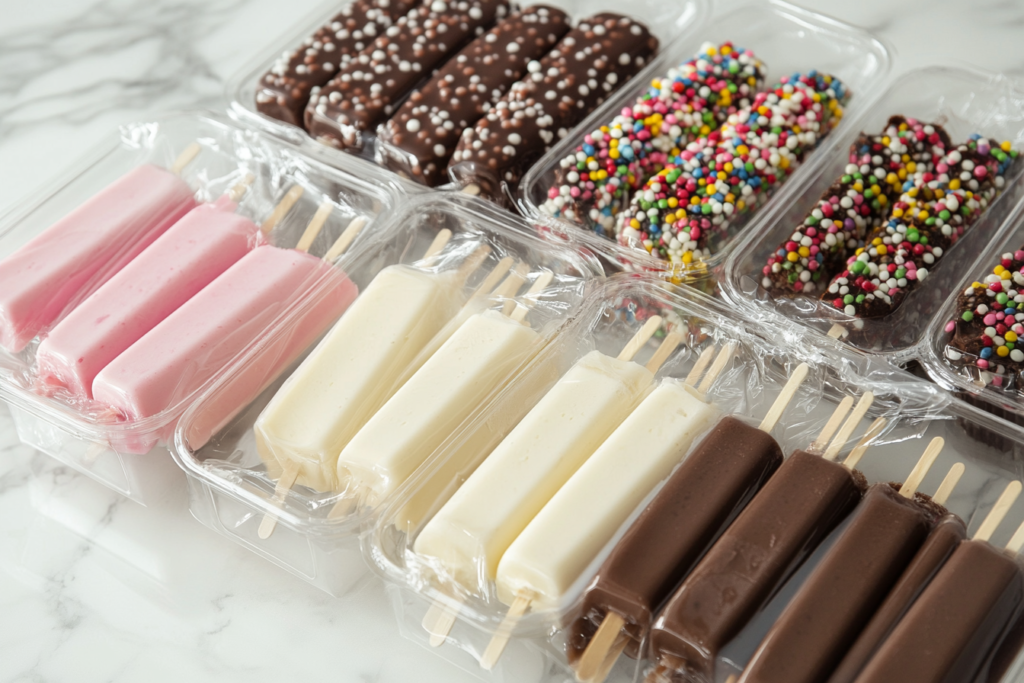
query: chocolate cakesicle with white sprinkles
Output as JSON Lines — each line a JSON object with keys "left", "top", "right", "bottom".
{"left": 306, "top": 0, "right": 510, "bottom": 152}
{"left": 447, "top": 12, "right": 658, "bottom": 200}
{"left": 377, "top": 5, "right": 571, "bottom": 186}
{"left": 255, "top": 0, "right": 417, "bottom": 127}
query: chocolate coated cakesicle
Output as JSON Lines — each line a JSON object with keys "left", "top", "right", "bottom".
{"left": 854, "top": 485, "right": 1024, "bottom": 683}
{"left": 827, "top": 512, "right": 966, "bottom": 683}
{"left": 736, "top": 464, "right": 949, "bottom": 683}
{"left": 448, "top": 13, "right": 658, "bottom": 199}
{"left": 567, "top": 365, "right": 809, "bottom": 673}
{"left": 647, "top": 395, "right": 879, "bottom": 682}
{"left": 377, "top": 5, "right": 571, "bottom": 186}
{"left": 255, "top": 0, "right": 417, "bottom": 127}
{"left": 306, "top": 0, "right": 510, "bottom": 151}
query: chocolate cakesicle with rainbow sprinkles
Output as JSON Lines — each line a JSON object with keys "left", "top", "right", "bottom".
{"left": 539, "top": 42, "right": 766, "bottom": 236}
{"left": 614, "top": 72, "right": 847, "bottom": 266}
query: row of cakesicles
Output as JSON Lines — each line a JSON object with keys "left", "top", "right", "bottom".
{"left": 251, "top": 229, "right": 561, "bottom": 538}
{"left": 400, "top": 327, "right": 1024, "bottom": 683}
{"left": 0, "top": 146, "right": 364, "bottom": 450}
{"left": 257, "top": 0, "right": 659, "bottom": 196}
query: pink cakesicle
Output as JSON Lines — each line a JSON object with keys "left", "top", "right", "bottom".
{"left": 92, "top": 204, "right": 364, "bottom": 453}
{"left": 35, "top": 192, "right": 262, "bottom": 399}
{"left": 0, "top": 159, "right": 199, "bottom": 353}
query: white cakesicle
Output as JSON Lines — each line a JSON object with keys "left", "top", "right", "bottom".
{"left": 337, "top": 309, "right": 542, "bottom": 507}
{"left": 254, "top": 265, "right": 464, "bottom": 491}
{"left": 413, "top": 350, "right": 654, "bottom": 593}
{"left": 495, "top": 380, "right": 722, "bottom": 608}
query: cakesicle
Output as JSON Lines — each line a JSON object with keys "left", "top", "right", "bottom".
{"left": 0, "top": 160, "right": 198, "bottom": 353}
{"left": 253, "top": 235, "right": 483, "bottom": 492}
{"left": 255, "top": 0, "right": 417, "bottom": 127}
{"left": 377, "top": 5, "right": 570, "bottom": 186}
{"left": 36, "top": 188, "right": 260, "bottom": 399}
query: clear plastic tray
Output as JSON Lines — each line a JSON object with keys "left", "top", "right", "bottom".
{"left": 722, "top": 66, "right": 1024, "bottom": 363}
{"left": 224, "top": 0, "right": 708, "bottom": 193}
{"left": 0, "top": 112, "right": 397, "bottom": 505}
{"left": 516, "top": 0, "right": 893, "bottom": 282}
{"left": 922, "top": 196, "right": 1024, "bottom": 436}
{"left": 367, "top": 273, "right": 1024, "bottom": 683}
{"left": 170, "top": 192, "right": 603, "bottom": 597}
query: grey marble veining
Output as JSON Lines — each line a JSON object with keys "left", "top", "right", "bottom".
{"left": 4, "top": 0, "right": 1024, "bottom": 681}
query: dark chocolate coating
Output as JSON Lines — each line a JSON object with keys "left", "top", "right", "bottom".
{"left": 448, "top": 12, "right": 658, "bottom": 199}
{"left": 827, "top": 514, "right": 966, "bottom": 683}
{"left": 649, "top": 451, "right": 866, "bottom": 680}
{"left": 377, "top": 5, "right": 570, "bottom": 186}
{"left": 567, "top": 417, "right": 782, "bottom": 662}
{"left": 255, "top": 0, "right": 416, "bottom": 127}
{"left": 306, "top": 0, "right": 510, "bottom": 151}
{"left": 738, "top": 483, "right": 934, "bottom": 683}
{"left": 854, "top": 540, "right": 1024, "bottom": 683}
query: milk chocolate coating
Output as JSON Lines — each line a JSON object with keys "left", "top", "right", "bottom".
{"left": 738, "top": 483, "right": 934, "bottom": 683}
{"left": 377, "top": 5, "right": 570, "bottom": 186}
{"left": 255, "top": 0, "right": 416, "bottom": 127}
{"left": 448, "top": 12, "right": 658, "bottom": 199}
{"left": 567, "top": 417, "right": 783, "bottom": 662}
{"left": 306, "top": 0, "right": 510, "bottom": 151}
{"left": 827, "top": 514, "right": 966, "bottom": 683}
{"left": 649, "top": 451, "right": 866, "bottom": 680}
{"left": 854, "top": 540, "right": 1024, "bottom": 683}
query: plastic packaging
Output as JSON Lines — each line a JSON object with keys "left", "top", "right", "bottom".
{"left": 225, "top": 0, "right": 708, "bottom": 193}
{"left": 170, "top": 192, "right": 601, "bottom": 596}
{"left": 723, "top": 66, "right": 1024, "bottom": 363}
{"left": 366, "top": 273, "right": 1024, "bottom": 683}
{"left": 516, "top": 0, "right": 892, "bottom": 282}
{"left": 0, "top": 112, "right": 396, "bottom": 505}
{"left": 922, "top": 193, "right": 1024, "bottom": 444}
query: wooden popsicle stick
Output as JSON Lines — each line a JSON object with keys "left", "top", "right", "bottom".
{"left": 757, "top": 363, "right": 810, "bottom": 433}
{"left": 462, "top": 183, "right": 482, "bottom": 196}
{"left": 822, "top": 392, "right": 875, "bottom": 461}
{"left": 646, "top": 331, "right": 684, "bottom": 374}
{"left": 807, "top": 396, "right": 854, "bottom": 454}
{"left": 495, "top": 262, "right": 530, "bottom": 316}
{"left": 480, "top": 589, "right": 534, "bottom": 670}
{"left": 259, "top": 460, "right": 300, "bottom": 539}
{"left": 575, "top": 611, "right": 627, "bottom": 682}
{"left": 170, "top": 142, "right": 202, "bottom": 175}
{"left": 510, "top": 270, "right": 554, "bottom": 323}
{"left": 226, "top": 173, "right": 256, "bottom": 202}
{"left": 725, "top": 677, "right": 738, "bottom": 683}
{"left": 1005, "top": 518, "right": 1024, "bottom": 554}
{"left": 260, "top": 185, "right": 305, "bottom": 234}
{"left": 421, "top": 229, "right": 453, "bottom": 265}
{"left": 827, "top": 324, "right": 847, "bottom": 340}
{"left": 618, "top": 316, "right": 663, "bottom": 363}
{"left": 932, "top": 463, "right": 966, "bottom": 506}
{"left": 423, "top": 593, "right": 466, "bottom": 647}
{"left": 899, "top": 437, "right": 945, "bottom": 499}
{"left": 469, "top": 256, "right": 514, "bottom": 302}
{"left": 295, "top": 200, "right": 334, "bottom": 253}
{"left": 696, "top": 342, "right": 736, "bottom": 394}
{"left": 683, "top": 346, "right": 717, "bottom": 387}
{"left": 323, "top": 215, "right": 367, "bottom": 261}
{"left": 974, "top": 481, "right": 1023, "bottom": 542}
{"left": 454, "top": 245, "right": 492, "bottom": 284}
{"left": 82, "top": 441, "right": 106, "bottom": 468}
{"left": 841, "top": 417, "right": 887, "bottom": 471}
{"left": 588, "top": 633, "right": 629, "bottom": 683}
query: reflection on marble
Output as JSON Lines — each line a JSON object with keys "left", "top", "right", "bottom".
{"left": 3, "top": 0, "right": 1024, "bottom": 680}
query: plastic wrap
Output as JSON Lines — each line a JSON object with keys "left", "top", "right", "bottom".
{"left": 366, "top": 273, "right": 1024, "bottom": 683}
{"left": 723, "top": 66, "right": 1024, "bottom": 362}
{"left": 516, "top": 0, "right": 892, "bottom": 283}
{"left": 170, "top": 192, "right": 601, "bottom": 596}
{"left": 0, "top": 112, "right": 395, "bottom": 504}
{"left": 225, "top": 0, "right": 708, "bottom": 193}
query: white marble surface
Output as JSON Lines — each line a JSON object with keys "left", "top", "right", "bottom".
{"left": 3, "top": 0, "right": 1024, "bottom": 681}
